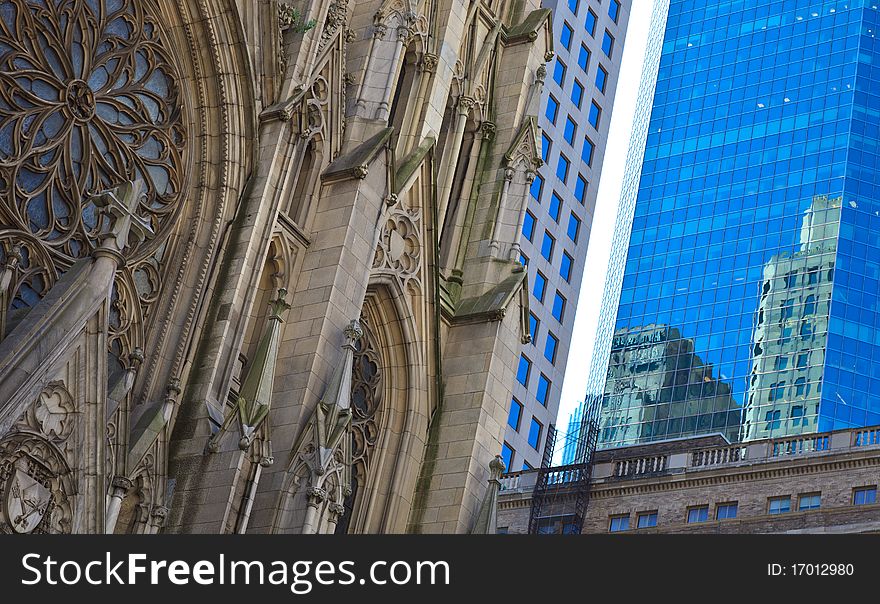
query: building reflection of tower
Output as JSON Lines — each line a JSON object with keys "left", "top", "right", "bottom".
{"left": 599, "top": 324, "right": 741, "bottom": 447}
{"left": 744, "top": 195, "right": 842, "bottom": 441}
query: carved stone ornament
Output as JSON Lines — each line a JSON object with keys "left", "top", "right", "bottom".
{"left": 16, "top": 381, "right": 75, "bottom": 444}
{"left": 0, "top": 434, "right": 73, "bottom": 534}
{"left": 372, "top": 196, "right": 422, "bottom": 296}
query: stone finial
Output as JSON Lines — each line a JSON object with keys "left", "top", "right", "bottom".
{"left": 489, "top": 454, "right": 505, "bottom": 481}
{"left": 91, "top": 180, "right": 154, "bottom": 255}
{"left": 344, "top": 318, "right": 363, "bottom": 345}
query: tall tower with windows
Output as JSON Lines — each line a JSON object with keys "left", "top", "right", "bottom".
{"left": 503, "top": 0, "right": 631, "bottom": 471}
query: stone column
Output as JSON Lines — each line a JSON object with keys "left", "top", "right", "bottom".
{"left": 302, "top": 486, "right": 327, "bottom": 534}
{"left": 105, "top": 476, "right": 133, "bottom": 534}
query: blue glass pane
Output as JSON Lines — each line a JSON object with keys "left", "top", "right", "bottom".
{"left": 537, "top": 375, "right": 550, "bottom": 406}
{"left": 533, "top": 272, "right": 547, "bottom": 302}
{"left": 588, "top": 101, "right": 601, "bottom": 129}
{"left": 609, "top": 0, "right": 621, "bottom": 23}
{"left": 553, "top": 60, "right": 566, "bottom": 85}
{"left": 553, "top": 292, "right": 566, "bottom": 322}
{"left": 575, "top": 175, "right": 587, "bottom": 203}
{"left": 571, "top": 81, "right": 584, "bottom": 108}
{"left": 517, "top": 355, "right": 530, "bottom": 387}
{"left": 544, "top": 332, "right": 558, "bottom": 363}
{"left": 596, "top": 66, "right": 608, "bottom": 93}
{"left": 578, "top": 44, "right": 590, "bottom": 71}
{"left": 508, "top": 399, "right": 523, "bottom": 431}
{"left": 564, "top": 117, "right": 576, "bottom": 144}
{"left": 541, "top": 232, "right": 554, "bottom": 261}
{"left": 522, "top": 211, "right": 535, "bottom": 241}
{"left": 560, "top": 22, "right": 573, "bottom": 50}
{"left": 560, "top": 253, "right": 573, "bottom": 282}
{"left": 586, "top": 9, "right": 597, "bottom": 36}
{"left": 545, "top": 96, "right": 559, "bottom": 123}
{"left": 549, "top": 192, "right": 562, "bottom": 222}
{"left": 567, "top": 213, "right": 581, "bottom": 242}
{"left": 530, "top": 173, "right": 544, "bottom": 201}
{"left": 528, "top": 418, "right": 542, "bottom": 449}
{"left": 601, "top": 30, "right": 614, "bottom": 57}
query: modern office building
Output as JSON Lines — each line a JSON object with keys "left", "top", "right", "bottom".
{"left": 584, "top": 0, "right": 880, "bottom": 451}
{"left": 503, "top": 0, "right": 631, "bottom": 471}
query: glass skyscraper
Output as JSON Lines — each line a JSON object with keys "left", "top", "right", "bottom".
{"left": 586, "top": 0, "right": 880, "bottom": 450}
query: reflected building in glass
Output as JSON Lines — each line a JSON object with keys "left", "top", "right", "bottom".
{"left": 583, "top": 0, "right": 880, "bottom": 451}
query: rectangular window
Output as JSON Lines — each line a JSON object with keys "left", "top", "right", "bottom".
{"left": 768, "top": 496, "right": 791, "bottom": 515}
{"left": 637, "top": 512, "right": 658, "bottom": 529}
{"left": 578, "top": 44, "right": 590, "bottom": 71}
{"left": 553, "top": 59, "right": 566, "bottom": 86}
{"left": 521, "top": 461, "right": 533, "bottom": 471}
{"left": 544, "top": 332, "right": 559, "bottom": 364}
{"left": 567, "top": 213, "right": 581, "bottom": 243}
{"left": 528, "top": 418, "right": 543, "bottom": 450}
{"left": 568, "top": 0, "right": 579, "bottom": 14}
{"left": 536, "top": 374, "right": 550, "bottom": 406}
{"left": 560, "top": 252, "right": 573, "bottom": 282}
{"left": 501, "top": 442, "right": 514, "bottom": 472}
{"left": 519, "top": 253, "right": 529, "bottom": 267}
{"left": 575, "top": 175, "right": 587, "bottom": 204}
{"left": 687, "top": 506, "right": 709, "bottom": 523}
{"left": 533, "top": 271, "right": 547, "bottom": 302}
{"left": 585, "top": 9, "right": 597, "bottom": 36}
{"left": 609, "top": 0, "right": 621, "bottom": 23}
{"left": 588, "top": 100, "right": 601, "bottom": 129}
{"left": 796, "top": 353, "right": 809, "bottom": 368}
{"left": 582, "top": 137, "right": 595, "bottom": 166}
{"left": 516, "top": 355, "right": 531, "bottom": 387}
{"left": 570, "top": 80, "right": 584, "bottom": 108}
{"left": 595, "top": 65, "right": 608, "bottom": 93}
{"left": 560, "top": 21, "right": 573, "bottom": 50}
{"left": 556, "top": 154, "right": 570, "bottom": 183}
{"left": 854, "top": 487, "right": 877, "bottom": 505}
{"left": 791, "top": 405, "right": 804, "bottom": 426}
{"left": 716, "top": 502, "right": 738, "bottom": 520}
{"left": 764, "top": 409, "right": 781, "bottom": 431}
{"left": 541, "top": 231, "right": 555, "bottom": 261}
{"left": 530, "top": 173, "right": 544, "bottom": 201}
{"left": 564, "top": 116, "right": 576, "bottom": 145}
{"left": 507, "top": 398, "right": 523, "bottom": 431}
{"left": 522, "top": 210, "right": 536, "bottom": 241}
{"left": 552, "top": 292, "right": 566, "bottom": 322}
{"left": 545, "top": 95, "right": 559, "bottom": 124}
{"left": 549, "top": 192, "right": 562, "bottom": 222}
{"left": 541, "top": 133, "right": 551, "bottom": 162}
{"left": 608, "top": 515, "right": 629, "bottom": 532}
{"left": 774, "top": 356, "right": 788, "bottom": 371}
{"left": 602, "top": 30, "right": 614, "bottom": 58}
{"left": 528, "top": 312, "right": 539, "bottom": 346}
{"left": 798, "top": 493, "right": 821, "bottom": 511}
{"left": 794, "top": 377, "right": 807, "bottom": 397}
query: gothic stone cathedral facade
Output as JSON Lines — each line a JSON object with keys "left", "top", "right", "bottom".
{"left": 0, "top": 0, "right": 552, "bottom": 534}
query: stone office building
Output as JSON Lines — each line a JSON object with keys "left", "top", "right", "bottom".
{"left": 0, "top": 0, "right": 553, "bottom": 534}
{"left": 497, "top": 425, "right": 880, "bottom": 533}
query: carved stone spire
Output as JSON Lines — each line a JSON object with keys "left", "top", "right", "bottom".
{"left": 237, "top": 289, "right": 291, "bottom": 450}
{"left": 469, "top": 455, "right": 505, "bottom": 534}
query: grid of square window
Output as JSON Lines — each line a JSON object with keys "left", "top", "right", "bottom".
{"left": 507, "top": 0, "right": 628, "bottom": 467}
{"left": 595, "top": 1, "right": 880, "bottom": 449}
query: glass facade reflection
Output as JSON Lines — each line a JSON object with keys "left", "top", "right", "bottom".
{"left": 587, "top": 0, "right": 880, "bottom": 450}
